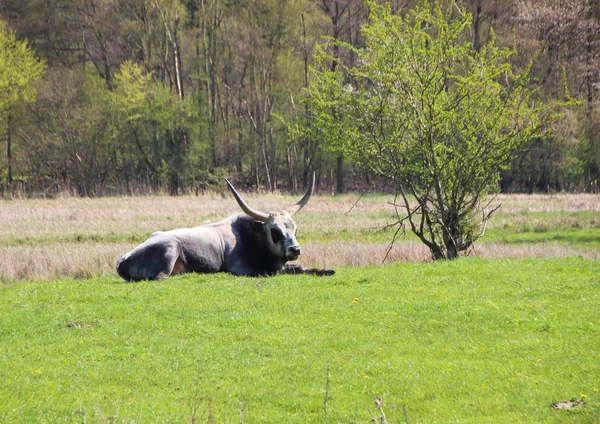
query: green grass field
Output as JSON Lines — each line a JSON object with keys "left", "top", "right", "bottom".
{"left": 1, "top": 258, "right": 599, "bottom": 423}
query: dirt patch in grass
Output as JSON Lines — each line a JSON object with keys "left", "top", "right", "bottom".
{"left": 65, "top": 321, "right": 100, "bottom": 329}
{"left": 551, "top": 400, "right": 584, "bottom": 410}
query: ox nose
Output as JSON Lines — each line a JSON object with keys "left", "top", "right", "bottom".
{"left": 289, "top": 246, "right": 301, "bottom": 258}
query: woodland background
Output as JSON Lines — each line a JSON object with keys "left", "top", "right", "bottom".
{"left": 1, "top": 0, "right": 599, "bottom": 197}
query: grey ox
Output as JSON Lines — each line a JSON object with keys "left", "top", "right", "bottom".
{"left": 116, "top": 174, "right": 333, "bottom": 281}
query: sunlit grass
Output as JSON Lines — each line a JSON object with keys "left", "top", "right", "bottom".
{"left": 1, "top": 258, "right": 598, "bottom": 422}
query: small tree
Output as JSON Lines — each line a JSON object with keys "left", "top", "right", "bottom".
{"left": 0, "top": 21, "right": 45, "bottom": 191}
{"left": 306, "top": 0, "right": 555, "bottom": 260}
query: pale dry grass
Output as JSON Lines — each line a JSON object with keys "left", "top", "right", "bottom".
{"left": 299, "top": 240, "right": 600, "bottom": 268}
{"left": 0, "top": 195, "right": 239, "bottom": 240}
{"left": 470, "top": 243, "right": 600, "bottom": 260}
{"left": 0, "top": 193, "right": 392, "bottom": 241}
{"left": 0, "top": 243, "right": 126, "bottom": 282}
{"left": 300, "top": 241, "right": 431, "bottom": 268}
{"left": 494, "top": 193, "right": 600, "bottom": 213}
{"left": 1, "top": 192, "right": 599, "bottom": 282}
{"left": 3, "top": 239, "right": 595, "bottom": 283}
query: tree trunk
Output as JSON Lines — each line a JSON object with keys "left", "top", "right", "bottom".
{"left": 336, "top": 154, "right": 344, "bottom": 194}
{"left": 6, "top": 114, "right": 13, "bottom": 191}
{"left": 156, "top": 2, "right": 184, "bottom": 100}
{"left": 320, "top": 0, "right": 349, "bottom": 194}
{"left": 173, "top": 19, "right": 184, "bottom": 99}
{"left": 442, "top": 206, "right": 464, "bottom": 258}
{"left": 200, "top": 0, "right": 221, "bottom": 169}
{"left": 472, "top": 0, "right": 482, "bottom": 52}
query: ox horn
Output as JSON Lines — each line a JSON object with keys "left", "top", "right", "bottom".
{"left": 288, "top": 171, "right": 315, "bottom": 216}
{"left": 224, "top": 178, "right": 270, "bottom": 222}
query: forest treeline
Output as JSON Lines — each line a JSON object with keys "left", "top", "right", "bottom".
{"left": 0, "top": 0, "right": 599, "bottom": 196}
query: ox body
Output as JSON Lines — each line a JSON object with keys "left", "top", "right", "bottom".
{"left": 116, "top": 174, "right": 332, "bottom": 281}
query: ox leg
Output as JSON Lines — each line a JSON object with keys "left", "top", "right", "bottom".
{"left": 116, "top": 238, "right": 185, "bottom": 281}
{"left": 170, "top": 258, "right": 188, "bottom": 276}
{"left": 281, "top": 264, "right": 335, "bottom": 276}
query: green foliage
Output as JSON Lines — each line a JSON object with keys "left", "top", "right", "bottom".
{"left": 0, "top": 20, "right": 44, "bottom": 190}
{"left": 0, "top": 21, "right": 44, "bottom": 114}
{"left": 109, "top": 61, "right": 207, "bottom": 193}
{"left": 112, "top": 61, "right": 154, "bottom": 122}
{"left": 306, "top": 0, "right": 555, "bottom": 259}
{"left": 1, "top": 258, "right": 599, "bottom": 422}
{"left": 14, "top": 61, "right": 208, "bottom": 195}
{"left": 16, "top": 69, "right": 116, "bottom": 195}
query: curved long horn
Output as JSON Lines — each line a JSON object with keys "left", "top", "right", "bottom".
{"left": 224, "top": 178, "right": 270, "bottom": 222}
{"left": 288, "top": 171, "right": 315, "bottom": 216}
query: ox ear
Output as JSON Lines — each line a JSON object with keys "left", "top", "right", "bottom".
{"left": 249, "top": 220, "right": 265, "bottom": 233}
{"left": 288, "top": 172, "right": 315, "bottom": 216}
{"left": 224, "top": 178, "right": 270, "bottom": 222}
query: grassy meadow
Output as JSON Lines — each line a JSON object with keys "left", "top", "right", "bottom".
{"left": 1, "top": 192, "right": 599, "bottom": 422}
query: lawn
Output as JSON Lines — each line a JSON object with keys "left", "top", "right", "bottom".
{"left": 1, "top": 258, "right": 599, "bottom": 423}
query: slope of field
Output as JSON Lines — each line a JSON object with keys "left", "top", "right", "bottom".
{"left": 1, "top": 258, "right": 599, "bottom": 423}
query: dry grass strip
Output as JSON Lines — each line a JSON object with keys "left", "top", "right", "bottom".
{"left": 2, "top": 193, "right": 599, "bottom": 282}
{"left": 2, "top": 241, "right": 598, "bottom": 283}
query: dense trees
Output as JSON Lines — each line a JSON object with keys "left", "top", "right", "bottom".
{"left": 0, "top": 0, "right": 599, "bottom": 196}
{"left": 503, "top": 0, "right": 600, "bottom": 192}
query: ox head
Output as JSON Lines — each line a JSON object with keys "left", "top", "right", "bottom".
{"left": 224, "top": 174, "right": 315, "bottom": 262}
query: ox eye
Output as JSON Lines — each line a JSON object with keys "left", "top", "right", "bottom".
{"left": 270, "top": 228, "right": 284, "bottom": 243}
